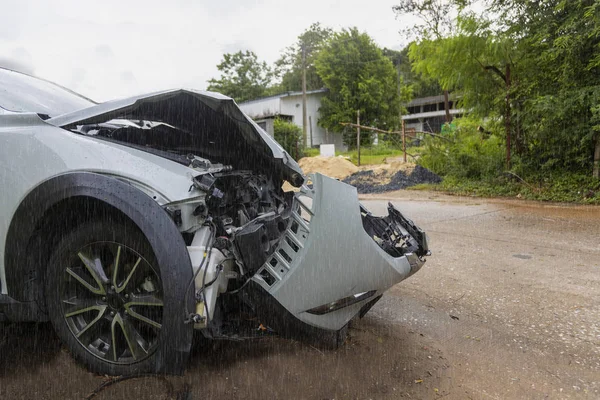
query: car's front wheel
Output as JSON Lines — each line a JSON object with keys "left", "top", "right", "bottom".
{"left": 45, "top": 218, "right": 171, "bottom": 375}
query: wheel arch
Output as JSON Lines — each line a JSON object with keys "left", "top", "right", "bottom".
{"left": 4, "top": 172, "right": 194, "bottom": 373}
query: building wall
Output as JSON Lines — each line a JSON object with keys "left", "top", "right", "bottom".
{"left": 279, "top": 93, "right": 345, "bottom": 150}
{"left": 240, "top": 91, "right": 346, "bottom": 151}
{"left": 280, "top": 93, "right": 324, "bottom": 148}
{"left": 241, "top": 93, "right": 464, "bottom": 147}
{"left": 255, "top": 118, "right": 275, "bottom": 137}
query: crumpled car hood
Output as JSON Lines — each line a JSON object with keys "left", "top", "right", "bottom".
{"left": 47, "top": 89, "right": 304, "bottom": 186}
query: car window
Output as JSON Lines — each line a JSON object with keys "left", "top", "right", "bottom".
{"left": 0, "top": 68, "right": 95, "bottom": 117}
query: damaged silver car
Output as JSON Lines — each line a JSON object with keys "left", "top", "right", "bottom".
{"left": 0, "top": 67, "right": 429, "bottom": 375}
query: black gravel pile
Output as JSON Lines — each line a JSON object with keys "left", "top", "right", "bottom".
{"left": 410, "top": 165, "right": 443, "bottom": 185}
{"left": 342, "top": 165, "right": 442, "bottom": 194}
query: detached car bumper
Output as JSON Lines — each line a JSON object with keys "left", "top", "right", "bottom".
{"left": 252, "top": 173, "right": 428, "bottom": 332}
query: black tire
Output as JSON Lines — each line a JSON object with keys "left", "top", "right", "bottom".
{"left": 45, "top": 218, "right": 181, "bottom": 375}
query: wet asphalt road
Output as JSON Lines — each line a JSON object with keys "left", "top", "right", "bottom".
{"left": 1, "top": 191, "right": 598, "bottom": 399}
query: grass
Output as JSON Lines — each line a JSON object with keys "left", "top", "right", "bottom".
{"left": 343, "top": 151, "right": 403, "bottom": 165}
{"left": 338, "top": 145, "right": 423, "bottom": 166}
{"left": 408, "top": 174, "right": 600, "bottom": 204}
{"left": 300, "top": 142, "right": 426, "bottom": 166}
{"left": 302, "top": 148, "right": 320, "bottom": 158}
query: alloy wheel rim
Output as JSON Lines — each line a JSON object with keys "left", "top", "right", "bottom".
{"left": 60, "top": 241, "right": 163, "bottom": 364}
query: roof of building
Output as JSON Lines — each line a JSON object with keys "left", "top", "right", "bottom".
{"left": 402, "top": 108, "right": 464, "bottom": 120}
{"left": 239, "top": 88, "right": 328, "bottom": 105}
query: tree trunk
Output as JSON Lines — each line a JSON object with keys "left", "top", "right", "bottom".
{"left": 505, "top": 63, "right": 511, "bottom": 170}
{"left": 594, "top": 134, "right": 600, "bottom": 179}
{"left": 443, "top": 90, "right": 451, "bottom": 123}
{"left": 515, "top": 111, "right": 523, "bottom": 156}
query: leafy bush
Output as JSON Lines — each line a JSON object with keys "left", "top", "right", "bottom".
{"left": 273, "top": 118, "right": 302, "bottom": 160}
{"left": 418, "top": 117, "right": 505, "bottom": 180}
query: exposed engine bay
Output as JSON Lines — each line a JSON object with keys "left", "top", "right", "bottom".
{"left": 73, "top": 117, "right": 428, "bottom": 343}
{"left": 182, "top": 165, "right": 295, "bottom": 337}
{"left": 76, "top": 120, "right": 298, "bottom": 337}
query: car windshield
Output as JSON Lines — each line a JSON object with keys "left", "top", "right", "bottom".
{"left": 0, "top": 68, "right": 95, "bottom": 117}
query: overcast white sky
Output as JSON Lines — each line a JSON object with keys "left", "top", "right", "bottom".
{"left": 0, "top": 0, "right": 417, "bottom": 102}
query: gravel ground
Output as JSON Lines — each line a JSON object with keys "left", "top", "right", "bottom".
{"left": 1, "top": 191, "right": 598, "bottom": 399}
{"left": 343, "top": 165, "right": 442, "bottom": 193}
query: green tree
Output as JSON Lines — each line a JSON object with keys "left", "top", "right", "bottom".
{"left": 393, "top": 1, "right": 472, "bottom": 123}
{"left": 274, "top": 23, "right": 333, "bottom": 92}
{"left": 494, "top": 0, "right": 600, "bottom": 178}
{"left": 382, "top": 46, "right": 440, "bottom": 98}
{"left": 407, "top": 0, "right": 600, "bottom": 178}
{"left": 408, "top": 14, "right": 517, "bottom": 165}
{"left": 273, "top": 118, "right": 303, "bottom": 160}
{"left": 315, "top": 28, "right": 401, "bottom": 147}
{"left": 393, "top": 0, "right": 471, "bottom": 39}
{"left": 207, "top": 50, "right": 272, "bottom": 103}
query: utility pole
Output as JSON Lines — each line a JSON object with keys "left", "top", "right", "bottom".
{"left": 357, "top": 110, "right": 361, "bottom": 166}
{"left": 402, "top": 120, "right": 407, "bottom": 163}
{"left": 301, "top": 43, "right": 308, "bottom": 150}
{"left": 309, "top": 115, "right": 313, "bottom": 147}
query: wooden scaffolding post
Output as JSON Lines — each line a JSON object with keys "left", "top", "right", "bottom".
{"left": 356, "top": 110, "right": 361, "bottom": 166}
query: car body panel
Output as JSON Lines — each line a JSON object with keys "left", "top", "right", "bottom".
{"left": 252, "top": 173, "right": 426, "bottom": 331}
{"left": 2, "top": 171, "right": 195, "bottom": 373}
{"left": 0, "top": 113, "right": 202, "bottom": 294}
{"left": 47, "top": 89, "right": 304, "bottom": 186}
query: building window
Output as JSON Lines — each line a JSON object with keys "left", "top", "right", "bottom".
{"left": 423, "top": 103, "right": 437, "bottom": 112}
{"left": 406, "top": 105, "right": 420, "bottom": 114}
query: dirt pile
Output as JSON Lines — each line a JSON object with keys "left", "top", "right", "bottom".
{"left": 360, "top": 161, "right": 415, "bottom": 177}
{"left": 294, "top": 156, "right": 440, "bottom": 193}
{"left": 298, "top": 156, "right": 359, "bottom": 180}
{"left": 343, "top": 165, "right": 442, "bottom": 193}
